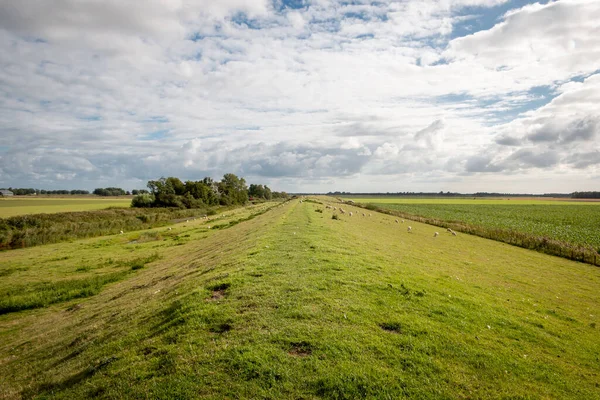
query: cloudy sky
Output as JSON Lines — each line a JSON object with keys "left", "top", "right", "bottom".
{"left": 0, "top": 0, "right": 599, "bottom": 193}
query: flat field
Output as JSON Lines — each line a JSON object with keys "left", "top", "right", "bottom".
{"left": 0, "top": 197, "right": 132, "bottom": 218}
{"left": 349, "top": 197, "right": 600, "bottom": 250}
{"left": 1, "top": 198, "right": 598, "bottom": 399}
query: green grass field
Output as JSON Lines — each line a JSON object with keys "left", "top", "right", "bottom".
{"left": 1, "top": 198, "right": 598, "bottom": 399}
{"left": 349, "top": 197, "right": 600, "bottom": 264}
{"left": 0, "top": 197, "right": 132, "bottom": 218}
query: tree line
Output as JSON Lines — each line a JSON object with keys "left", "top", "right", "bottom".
{"left": 131, "top": 174, "right": 287, "bottom": 209}
{"left": 572, "top": 191, "right": 600, "bottom": 199}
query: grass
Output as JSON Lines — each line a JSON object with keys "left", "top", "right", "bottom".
{"left": 0, "top": 198, "right": 132, "bottom": 218}
{"left": 0, "top": 198, "right": 599, "bottom": 399}
{"left": 0, "top": 206, "right": 221, "bottom": 250}
{"left": 350, "top": 198, "right": 600, "bottom": 266}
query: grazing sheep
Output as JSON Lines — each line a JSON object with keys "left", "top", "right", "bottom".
{"left": 447, "top": 227, "right": 452, "bottom": 232}
{"left": 168, "top": 227, "right": 172, "bottom": 231}
{"left": 362, "top": 213, "right": 365, "bottom": 217}
{"left": 402, "top": 220, "right": 405, "bottom": 223}
{"left": 334, "top": 207, "right": 337, "bottom": 210}
{"left": 434, "top": 232, "right": 439, "bottom": 237}
{"left": 451, "top": 230, "right": 457, "bottom": 236}
{"left": 395, "top": 219, "right": 399, "bottom": 223}
{"left": 407, "top": 226, "right": 412, "bottom": 232}
{"left": 349, "top": 212, "right": 353, "bottom": 217}
{"left": 369, "top": 213, "right": 372, "bottom": 217}
{"left": 119, "top": 230, "right": 124, "bottom": 234}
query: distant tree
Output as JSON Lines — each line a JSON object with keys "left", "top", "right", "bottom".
{"left": 572, "top": 191, "right": 600, "bottom": 199}
{"left": 93, "top": 187, "right": 126, "bottom": 196}
{"left": 166, "top": 177, "right": 185, "bottom": 196}
{"left": 218, "top": 173, "right": 248, "bottom": 205}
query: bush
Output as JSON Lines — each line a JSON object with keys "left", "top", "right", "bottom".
{"left": 131, "top": 193, "right": 155, "bottom": 208}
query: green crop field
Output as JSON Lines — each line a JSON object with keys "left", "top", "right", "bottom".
{"left": 347, "top": 197, "right": 596, "bottom": 205}
{"left": 0, "top": 197, "right": 132, "bottom": 218}
{"left": 1, "top": 198, "right": 599, "bottom": 399}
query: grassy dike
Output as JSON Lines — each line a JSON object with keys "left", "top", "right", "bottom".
{"left": 0, "top": 199, "right": 599, "bottom": 399}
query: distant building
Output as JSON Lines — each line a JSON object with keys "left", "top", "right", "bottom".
{"left": 0, "top": 189, "right": 14, "bottom": 197}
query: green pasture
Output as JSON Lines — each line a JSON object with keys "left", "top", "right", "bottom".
{"left": 0, "top": 197, "right": 132, "bottom": 218}
{"left": 1, "top": 198, "right": 598, "bottom": 399}
{"left": 352, "top": 199, "right": 600, "bottom": 251}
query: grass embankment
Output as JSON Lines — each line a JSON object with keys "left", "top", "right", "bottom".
{"left": 0, "top": 202, "right": 278, "bottom": 317}
{"left": 350, "top": 199, "right": 600, "bottom": 267}
{"left": 1, "top": 199, "right": 599, "bottom": 399}
{"left": 0, "top": 198, "right": 132, "bottom": 218}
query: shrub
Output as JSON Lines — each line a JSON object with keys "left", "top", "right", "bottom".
{"left": 131, "top": 193, "right": 155, "bottom": 208}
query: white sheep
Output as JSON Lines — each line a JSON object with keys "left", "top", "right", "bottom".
{"left": 349, "top": 212, "right": 353, "bottom": 217}
{"left": 333, "top": 207, "right": 337, "bottom": 210}
{"left": 369, "top": 213, "right": 371, "bottom": 217}
{"left": 362, "top": 213, "right": 365, "bottom": 217}
{"left": 451, "top": 230, "right": 457, "bottom": 236}
{"left": 119, "top": 230, "right": 124, "bottom": 234}
{"left": 447, "top": 227, "right": 452, "bottom": 232}
{"left": 168, "top": 227, "right": 172, "bottom": 231}
{"left": 401, "top": 220, "right": 405, "bottom": 223}
{"left": 434, "top": 232, "right": 439, "bottom": 237}
{"left": 407, "top": 226, "right": 412, "bottom": 232}
{"left": 395, "top": 219, "right": 399, "bottom": 223}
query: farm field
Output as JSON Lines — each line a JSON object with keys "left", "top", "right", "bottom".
{"left": 350, "top": 197, "right": 600, "bottom": 257}
{"left": 1, "top": 198, "right": 599, "bottom": 399}
{"left": 0, "top": 197, "right": 132, "bottom": 218}
{"left": 347, "top": 197, "right": 598, "bottom": 205}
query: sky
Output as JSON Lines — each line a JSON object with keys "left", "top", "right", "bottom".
{"left": 0, "top": 0, "right": 599, "bottom": 193}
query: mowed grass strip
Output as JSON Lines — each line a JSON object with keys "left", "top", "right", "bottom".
{"left": 0, "top": 198, "right": 132, "bottom": 218}
{"left": 0, "top": 199, "right": 599, "bottom": 399}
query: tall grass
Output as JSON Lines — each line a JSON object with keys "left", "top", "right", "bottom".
{"left": 0, "top": 207, "right": 214, "bottom": 250}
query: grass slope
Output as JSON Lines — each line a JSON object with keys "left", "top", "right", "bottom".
{"left": 0, "top": 199, "right": 599, "bottom": 399}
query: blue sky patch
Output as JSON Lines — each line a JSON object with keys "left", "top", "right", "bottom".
{"left": 450, "top": 0, "right": 549, "bottom": 40}
{"left": 79, "top": 115, "right": 102, "bottom": 121}
{"left": 143, "top": 129, "right": 170, "bottom": 140}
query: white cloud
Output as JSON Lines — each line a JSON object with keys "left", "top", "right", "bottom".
{"left": 0, "top": 0, "right": 599, "bottom": 192}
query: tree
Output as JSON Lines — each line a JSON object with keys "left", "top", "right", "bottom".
{"left": 219, "top": 173, "right": 248, "bottom": 205}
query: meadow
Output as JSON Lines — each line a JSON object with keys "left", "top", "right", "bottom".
{"left": 349, "top": 197, "right": 600, "bottom": 266}
{"left": 0, "top": 197, "right": 132, "bottom": 218}
{"left": 1, "top": 198, "right": 598, "bottom": 399}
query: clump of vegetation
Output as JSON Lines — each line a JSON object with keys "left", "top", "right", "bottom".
{"left": 331, "top": 214, "right": 339, "bottom": 220}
